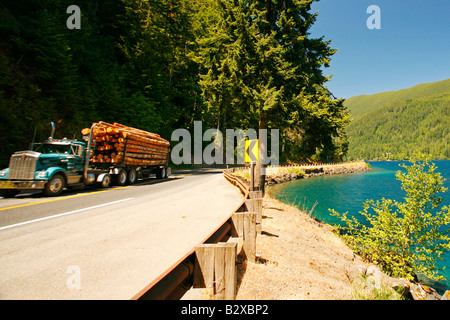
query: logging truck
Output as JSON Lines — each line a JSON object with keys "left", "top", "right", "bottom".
{"left": 0, "top": 122, "right": 170, "bottom": 197}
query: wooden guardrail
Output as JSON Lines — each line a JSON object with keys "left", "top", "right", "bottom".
{"left": 132, "top": 168, "right": 262, "bottom": 300}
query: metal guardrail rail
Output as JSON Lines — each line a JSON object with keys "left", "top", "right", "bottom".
{"left": 132, "top": 168, "right": 250, "bottom": 300}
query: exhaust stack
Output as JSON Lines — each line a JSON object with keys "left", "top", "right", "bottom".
{"left": 49, "top": 122, "right": 55, "bottom": 140}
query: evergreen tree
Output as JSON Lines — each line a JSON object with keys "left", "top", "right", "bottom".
{"left": 195, "top": 0, "right": 349, "bottom": 162}
{"left": 0, "top": 0, "right": 82, "bottom": 164}
{"left": 118, "top": 0, "right": 200, "bottom": 137}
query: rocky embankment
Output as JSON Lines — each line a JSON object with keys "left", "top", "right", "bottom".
{"left": 265, "top": 161, "right": 371, "bottom": 186}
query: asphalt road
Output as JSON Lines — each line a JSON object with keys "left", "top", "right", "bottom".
{"left": 0, "top": 169, "right": 243, "bottom": 299}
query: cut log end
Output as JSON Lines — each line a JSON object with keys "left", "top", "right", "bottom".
{"left": 81, "top": 128, "right": 90, "bottom": 136}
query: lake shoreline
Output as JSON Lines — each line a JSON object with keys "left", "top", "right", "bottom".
{"left": 264, "top": 161, "right": 372, "bottom": 186}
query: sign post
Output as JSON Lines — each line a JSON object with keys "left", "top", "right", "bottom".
{"left": 245, "top": 139, "right": 259, "bottom": 191}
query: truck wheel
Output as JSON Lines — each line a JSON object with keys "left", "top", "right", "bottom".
{"left": 44, "top": 174, "right": 65, "bottom": 196}
{"left": 127, "top": 169, "right": 137, "bottom": 185}
{"left": 100, "top": 174, "right": 111, "bottom": 188}
{"left": 114, "top": 170, "right": 127, "bottom": 186}
{"left": 156, "top": 167, "right": 165, "bottom": 179}
{"left": 0, "top": 190, "right": 20, "bottom": 198}
{"left": 164, "top": 167, "right": 170, "bottom": 179}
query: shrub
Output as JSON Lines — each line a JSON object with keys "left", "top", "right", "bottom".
{"left": 351, "top": 275, "right": 404, "bottom": 300}
{"left": 331, "top": 159, "right": 450, "bottom": 281}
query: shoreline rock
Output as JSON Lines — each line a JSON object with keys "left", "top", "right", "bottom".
{"left": 265, "top": 161, "right": 372, "bottom": 186}
{"left": 359, "top": 265, "right": 450, "bottom": 300}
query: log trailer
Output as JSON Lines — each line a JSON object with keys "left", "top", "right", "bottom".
{"left": 0, "top": 122, "right": 170, "bottom": 197}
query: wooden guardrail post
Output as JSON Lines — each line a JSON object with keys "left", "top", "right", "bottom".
{"left": 246, "top": 190, "right": 263, "bottom": 234}
{"left": 193, "top": 242, "right": 237, "bottom": 300}
{"left": 231, "top": 212, "right": 257, "bottom": 262}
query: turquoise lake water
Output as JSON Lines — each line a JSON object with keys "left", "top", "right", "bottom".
{"left": 269, "top": 160, "right": 450, "bottom": 293}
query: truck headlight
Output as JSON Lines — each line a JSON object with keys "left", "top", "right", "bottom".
{"left": 37, "top": 171, "right": 48, "bottom": 178}
{"left": 0, "top": 170, "right": 6, "bottom": 177}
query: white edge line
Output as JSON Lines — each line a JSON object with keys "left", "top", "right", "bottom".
{"left": 0, "top": 198, "right": 135, "bottom": 231}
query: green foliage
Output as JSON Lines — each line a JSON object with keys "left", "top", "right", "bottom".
{"left": 345, "top": 78, "right": 450, "bottom": 120}
{"left": 346, "top": 93, "right": 450, "bottom": 160}
{"left": 351, "top": 275, "right": 404, "bottom": 300}
{"left": 0, "top": 0, "right": 349, "bottom": 167}
{"left": 121, "top": 92, "right": 162, "bottom": 132}
{"left": 0, "top": 0, "right": 84, "bottom": 165}
{"left": 0, "top": 0, "right": 200, "bottom": 167}
{"left": 286, "top": 167, "right": 306, "bottom": 177}
{"left": 331, "top": 159, "right": 450, "bottom": 281}
{"left": 345, "top": 79, "right": 450, "bottom": 161}
{"left": 233, "top": 169, "right": 250, "bottom": 181}
{"left": 194, "top": 0, "right": 350, "bottom": 162}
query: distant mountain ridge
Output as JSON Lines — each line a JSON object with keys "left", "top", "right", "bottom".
{"left": 344, "top": 79, "right": 450, "bottom": 160}
{"left": 345, "top": 78, "right": 450, "bottom": 120}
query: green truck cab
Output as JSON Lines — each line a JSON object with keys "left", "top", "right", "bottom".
{"left": 0, "top": 138, "right": 88, "bottom": 197}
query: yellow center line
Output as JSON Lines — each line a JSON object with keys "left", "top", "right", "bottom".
{"left": 0, "top": 172, "right": 197, "bottom": 212}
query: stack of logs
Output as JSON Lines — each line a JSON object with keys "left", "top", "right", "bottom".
{"left": 81, "top": 121, "right": 170, "bottom": 166}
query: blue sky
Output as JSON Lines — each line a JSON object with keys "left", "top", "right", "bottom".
{"left": 310, "top": 0, "right": 450, "bottom": 99}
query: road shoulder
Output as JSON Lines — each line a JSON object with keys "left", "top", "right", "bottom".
{"left": 235, "top": 196, "right": 369, "bottom": 300}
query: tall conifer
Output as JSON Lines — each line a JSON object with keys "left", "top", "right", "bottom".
{"left": 196, "top": 0, "right": 350, "bottom": 162}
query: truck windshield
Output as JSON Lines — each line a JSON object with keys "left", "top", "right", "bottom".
{"left": 33, "top": 143, "right": 71, "bottom": 154}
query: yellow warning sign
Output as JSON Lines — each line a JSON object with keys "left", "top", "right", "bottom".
{"left": 245, "top": 139, "right": 259, "bottom": 163}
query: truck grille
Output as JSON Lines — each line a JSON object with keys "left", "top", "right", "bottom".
{"left": 8, "top": 151, "right": 40, "bottom": 180}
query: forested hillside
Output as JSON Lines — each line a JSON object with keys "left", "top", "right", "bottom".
{"left": 0, "top": 0, "right": 350, "bottom": 168}
{"left": 346, "top": 91, "right": 450, "bottom": 160}
{"left": 345, "top": 78, "right": 450, "bottom": 120}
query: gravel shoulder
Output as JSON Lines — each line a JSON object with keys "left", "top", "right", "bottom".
{"left": 235, "top": 196, "right": 369, "bottom": 300}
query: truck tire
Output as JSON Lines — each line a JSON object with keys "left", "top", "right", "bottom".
{"left": 156, "top": 167, "right": 165, "bottom": 180}
{"left": 44, "top": 173, "right": 65, "bottom": 196}
{"left": 127, "top": 169, "right": 137, "bottom": 185}
{"left": 164, "top": 167, "right": 170, "bottom": 179}
{"left": 100, "top": 173, "right": 111, "bottom": 188}
{"left": 114, "top": 169, "right": 127, "bottom": 186}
